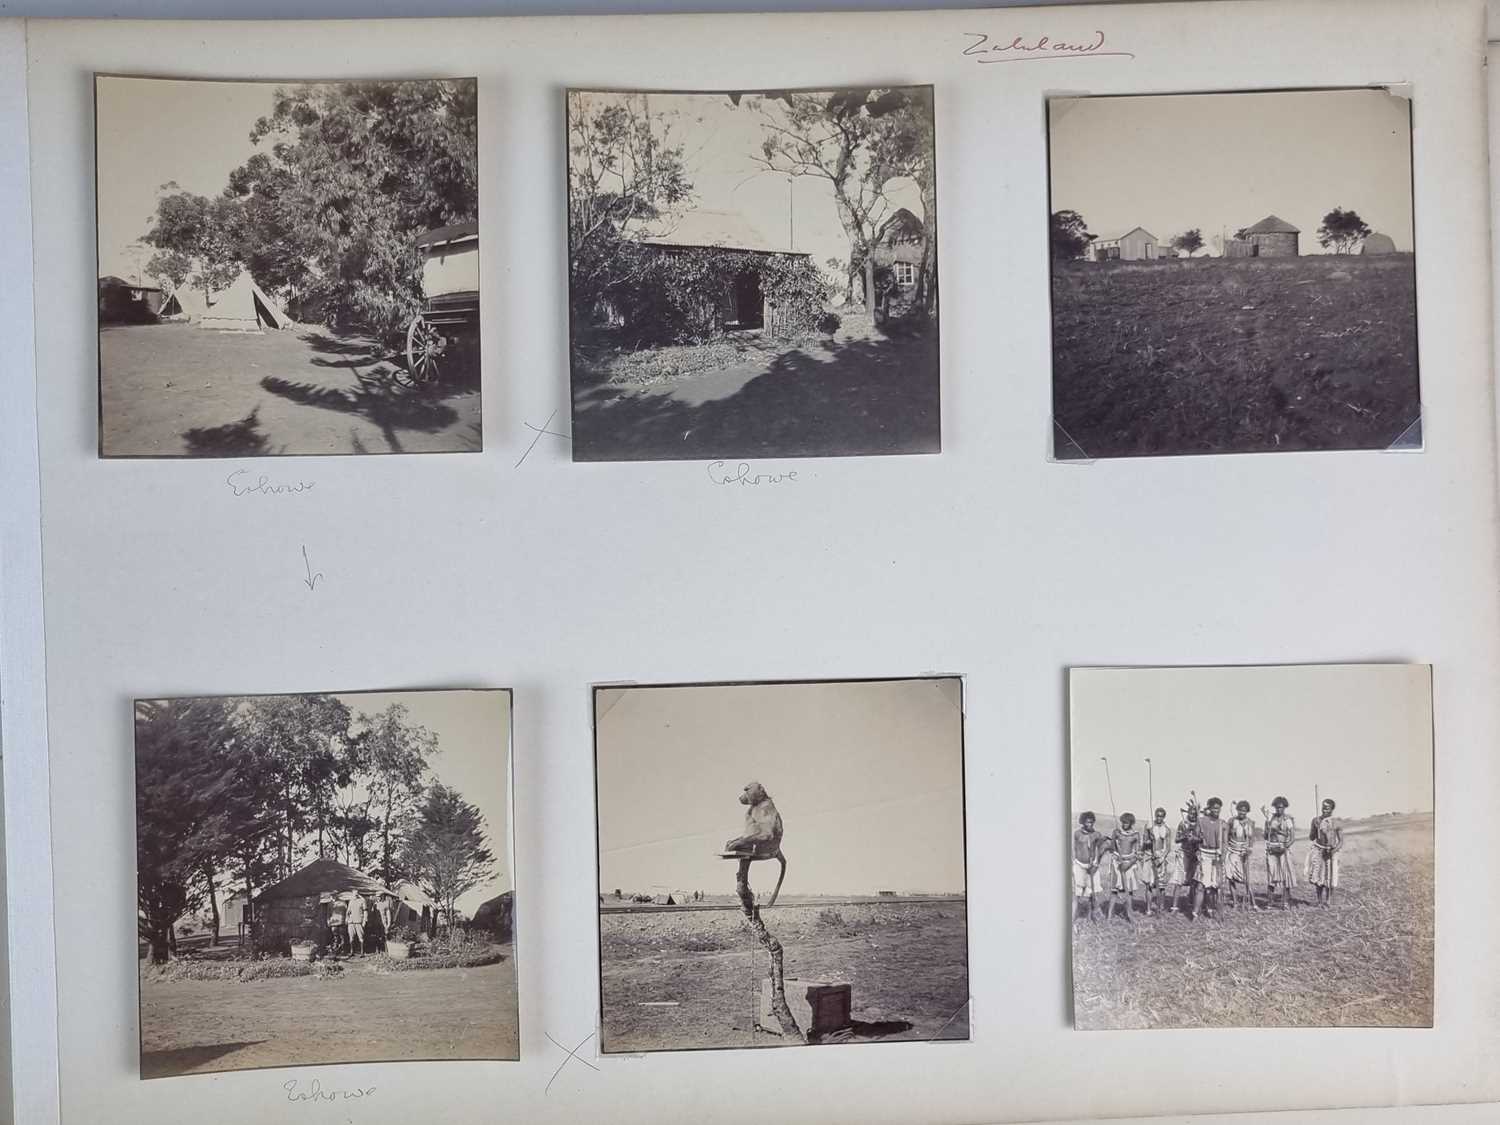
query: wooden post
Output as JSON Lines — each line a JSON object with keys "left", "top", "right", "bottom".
{"left": 736, "top": 857, "right": 803, "bottom": 1041}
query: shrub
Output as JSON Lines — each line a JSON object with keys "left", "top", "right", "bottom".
{"left": 373, "top": 944, "right": 504, "bottom": 972}
{"left": 144, "top": 957, "right": 344, "bottom": 983}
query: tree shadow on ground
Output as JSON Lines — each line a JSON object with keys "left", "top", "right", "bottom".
{"left": 141, "top": 1040, "right": 269, "bottom": 1079}
{"left": 260, "top": 375, "right": 460, "bottom": 454}
{"left": 304, "top": 327, "right": 481, "bottom": 394}
{"left": 181, "top": 408, "right": 270, "bottom": 457}
{"left": 570, "top": 333, "right": 940, "bottom": 461}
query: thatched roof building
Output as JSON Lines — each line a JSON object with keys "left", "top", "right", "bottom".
{"left": 1242, "top": 214, "right": 1300, "bottom": 257}
{"left": 471, "top": 891, "right": 514, "bottom": 940}
{"left": 254, "top": 859, "right": 398, "bottom": 951}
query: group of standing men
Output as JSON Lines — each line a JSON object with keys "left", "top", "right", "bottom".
{"left": 323, "top": 890, "right": 398, "bottom": 955}
{"left": 1071, "top": 796, "right": 1345, "bottom": 922}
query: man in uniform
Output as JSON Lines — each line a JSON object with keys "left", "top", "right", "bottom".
{"left": 346, "top": 891, "right": 369, "bottom": 956}
{"left": 1225, "top": 800, "right": 1258, "bottom": 911}
{"left": 1072, "top": 811, "right": 1105, "bottom": 923}
{"left": 326, "top": 892, "right": 347, "bottom": 956}
{"left": 1193, "top": 797, "right": 1227, "bottom": 920}
{"left": 1307, "top": 798, "right": 1344, "bottom": 905}
{"left": 1262, "top": 796, "right": 1297, "bottom": 909}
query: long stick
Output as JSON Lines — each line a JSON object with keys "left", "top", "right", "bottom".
{"left": 1145, "top": 757, "right": 1153, "bottom": 816}
{"left": 1101, "top": 756, "right": 1117, "bottom": 821}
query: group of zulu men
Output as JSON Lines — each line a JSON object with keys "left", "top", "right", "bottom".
{"left": 1071, "top": 794, "right": 1345, "bottom": 922}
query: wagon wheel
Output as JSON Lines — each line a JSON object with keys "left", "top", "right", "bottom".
{"left": 401, "top": 315, "right": 445, "bottom": 386}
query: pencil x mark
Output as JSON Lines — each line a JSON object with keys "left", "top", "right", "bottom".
{"left": 544, "top": 1030, "right": 599, "bottom": 1093}
{"left": 515, "top": 409, "right": 572, "bottom": 467}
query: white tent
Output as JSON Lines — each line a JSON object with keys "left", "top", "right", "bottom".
{"left": 161, "top": 272, "right": 293, "bottom": 331}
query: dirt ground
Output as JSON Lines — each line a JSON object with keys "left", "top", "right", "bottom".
{"left": 599, "top": 900, "right": 969, "bottom": 1053}
{"left": 100, "top": 323, "right": 481, "bottom": 457}
{"left": 1071, "top": 814, "right": 1433, "bottom": 1029}
{"left": 138, "top": 950, "right": 518, "bottom": 1077}
{"left": 570, "top": 311, "right": 940, "bottom": 461}
{"left": 1050, "top": 255, "right": 1420, "bottom": 458}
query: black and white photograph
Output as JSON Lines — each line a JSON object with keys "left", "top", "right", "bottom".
{"left": 96, "top": 76, "right": 480, "bottom": 457}
{"left": 567, "top": 86, "right": 939, "bottom": 462}
{"left": 592, "top": 678, "right": 967, "bottom": 1052}
{"left": 1068, "top": 664, "right": 1434, "bottom": 1030}
{"left": 135, "top": 689, "right": 516, "bottom": 1078}
{"left": 1048, "top": 88, "right": 1419, "bottom": 459}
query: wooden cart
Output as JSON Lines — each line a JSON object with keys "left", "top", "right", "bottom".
{"left": 399, "top": 221, "right": 479, "bottom": 386}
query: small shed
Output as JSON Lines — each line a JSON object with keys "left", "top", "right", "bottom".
{"left": 1360, "top": 232, "right": 1398, "bottom": 255}
{"left": 253, "top": 859, "right": 398, "bottom": 951}
{"left": 637, "top": 208, "right": 812, "bottom": 335}
{"left": 1086, "top": 227, "right": 1160, "bottom": 262}
{"left": 1242, "top": 214, "right": 1300, "bottom": 257}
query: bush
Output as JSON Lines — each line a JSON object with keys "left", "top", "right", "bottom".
{"left": 144, "top": 957, "right": 344, "bottom": 983}
{"left": 371, "top": 943, "right": 504, "bottom": 972}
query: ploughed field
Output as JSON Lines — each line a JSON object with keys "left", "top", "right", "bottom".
{"left": 1071, "top": 814, "right": 1433, "bottom": 1030}
{"left": 138, "top": 948, "right": 518, "bottom": 1077}
{"left": 598, "top": 899, "right": 969, "bottom": 1052}
{"left": 1051, "top": 255, "right": 1419, "bottom": 458}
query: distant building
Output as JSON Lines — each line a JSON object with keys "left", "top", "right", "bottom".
{"left": 1241, "top": 214, "right": 1300, "bottom": 257}
{"left": 866, "top": 207, "right": 930, "bottom": 324}
{"left": 1086, "top": 227, "right": 1161, "bottom": 262}
{"left": 877, "top": 889, "right": 897, "bottom": 897}
{"left": 1360, "top": 232, "right": 1398, "bottom": 255}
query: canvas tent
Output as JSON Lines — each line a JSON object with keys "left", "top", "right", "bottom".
{"left": 393, "top": 880, "right": 440, "bottom": 935}
{"left": 161, "top": 272, "right": 292, "bottom": 331}
{"left": 252, "top": 858, "right": 398, "bottom": 949}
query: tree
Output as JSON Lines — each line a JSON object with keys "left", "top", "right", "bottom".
{"left": 567, "top": 91, "right": 693, "bottom": 322}
{"left": 1171, "top": 229, "right": 1204, "bottom": 256}
{"left": 141, "top": 185, "right": 245, "bottom": 299}
{"left": 350, "top": 703, "right": 438, "bottom": 887}
{"left": 1233, "top": 227, "right": 1250, "bottom": 241}
{"left": 1317, "top": 207, "right": 1371, "bottom": 254}
{"left": 401, "top": 783, "right": 495, "bottom": 931}
{"left": 228, "top": 79, "right": 478, "bottom": 335}
{"left": 135, "top": 699, "right": 272, "bottom": 963}
{"left": 235, "top": 695, "right": 354, "bottom": 879}
{"left": 1050, "top": 210, "right": 1095, "bottom": 260}
{"left": 752, "top": 88, "right": 932, "bottom": 309}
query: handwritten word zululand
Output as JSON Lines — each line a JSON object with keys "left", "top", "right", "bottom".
{"left": 961, "top": 30, "right": 1134, "bottom": 64}
{"left": 707, "top": 461, "right": 800, "bottom": 486}
{"left": 283, "top": 1079, "right": 376, "bottom": 1103}
{"left": 226, "top": 470, "right": 315, "bottom": 497}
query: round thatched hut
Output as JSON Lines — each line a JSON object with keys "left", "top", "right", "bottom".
{"left": 1242, "top": 214, "right": 1300, "bottom": 257}
{"left": 253, "top": 859, "right": 398, "bottom": 952}
{"left": 1360, "top": 232, "right": 1397, "bottom": 255}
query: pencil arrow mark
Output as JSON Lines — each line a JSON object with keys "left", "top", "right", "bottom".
{"left": 302, "top": 545, "right": 324, "bottom": 591}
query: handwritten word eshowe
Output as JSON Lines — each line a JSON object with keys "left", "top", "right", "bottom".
{"left": 226, "top": 470, "right": 315, "bottom": 497}
{"left": 283, "top": 1079, "right": 376, "bottom": 1103}
{"left": 962, "top": 30, "right": 1134, "bottom": 64}
{"left": 707, "top": 461, "right": 800, "bottom": 486}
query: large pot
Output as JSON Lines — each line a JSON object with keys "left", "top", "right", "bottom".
{"left": 289, "top": 941, "right": 315, "bottom": 962}
{"left": 386, "top": 939, "right": 411, "bottom": 960}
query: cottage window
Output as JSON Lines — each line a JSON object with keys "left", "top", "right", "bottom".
{"left": 893, "top": 262, "right": 916, "bottom": 288}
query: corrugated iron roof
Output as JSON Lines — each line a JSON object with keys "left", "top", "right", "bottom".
{"left": 1092, "top": 226, "right": 1156, "bottom": 244}
{"left": 640, "top": 208, "right": 803, "bottom": 254}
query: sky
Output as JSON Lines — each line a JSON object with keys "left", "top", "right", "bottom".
{"left": 573, "top": 90, "right": 925, "bottom": 282}
{"left": 595, "top": 679, "right": 965, "bottom": 897}
{"left": 95, "top": 77, "right": 282, "bottom": 281}
{"left": 1049, "top": 89, "right": 1414, "bottom": 254}
{"left": 336, "top": 690, "right": 512, "bottom": 915}
{"left": 1069, "top": 665, "right": 1433, "bottom": 823}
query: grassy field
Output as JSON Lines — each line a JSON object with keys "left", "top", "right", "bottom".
{"left": 599, "top": 899, "right": 969, "bottom": 1052}
{"left": 1051, "top": 255, "right": 1419, "bottom": 458}
{"left": 1071, "top": 813, "right": 1433, "bottom": 1030}
{"left": 138, "top": 945, "right": 517, "bottom": 1077}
